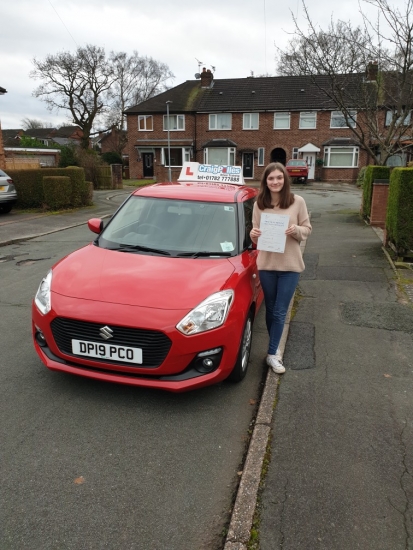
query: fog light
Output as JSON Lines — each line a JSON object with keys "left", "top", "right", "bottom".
{"left": 203, "top": 358, "right": 214, "bottom": 369}
{"left": 35, "top": 330, "right": 47, "bottom": 347}
{"left": 193, "top": 347, "right": 223, "bottom": 373}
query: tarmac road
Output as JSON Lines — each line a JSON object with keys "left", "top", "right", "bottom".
{"left": 1, "top": 182, "right": 412, "bottom": 549}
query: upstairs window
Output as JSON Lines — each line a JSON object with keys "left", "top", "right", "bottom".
{"left": 330, "top": 110, "right": 357, "bottom": 128}
{"left": 163, "top": 114, "right": 185, "bottom": 131}
{"left": 385, "top": 110, "right": 412, "bottom": 126}
{"left": 243, "top": 113, "right": 259, "bottom": 130}
{"left": 138, "top": 115, "right": 153, "bottom": 131}
{"left": 274, "top": 112, "right": 290, "bottom": 129}
{"left": 209, "top": 113, "right": 232, "bottom": 130}
{"left": 299, "top": 111, "right": 317, "bottom": 129}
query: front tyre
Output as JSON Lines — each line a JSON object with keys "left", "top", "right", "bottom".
{"left": 228, "top": 311, "right": 253, "bottom": 382}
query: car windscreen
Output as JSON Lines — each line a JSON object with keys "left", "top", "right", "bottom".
{"left": 287, "top": 160, "right": 306, "bottom": 166}
{"left": 97, "top": 196, "right": 238, "bottom": 256}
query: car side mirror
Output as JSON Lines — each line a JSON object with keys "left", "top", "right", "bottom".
{"left": 88, "top": 218, "right": 104, "bottom": 234}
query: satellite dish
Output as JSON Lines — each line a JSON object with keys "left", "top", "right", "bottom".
{"left": 195, "top": 73, "right": 201, "bottom": 79}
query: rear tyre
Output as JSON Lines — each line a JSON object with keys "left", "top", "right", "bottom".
{"left": 0, "top": 204, "right": 13, "bottom": 214}
{"left": 303, "top": 176, "right": 308, "bottom": 184}
{"left": 228, "top": 311, "right": 253, "bottom": 382}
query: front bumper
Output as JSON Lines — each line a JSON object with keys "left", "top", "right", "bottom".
{"left": 32, "top": 296, "right": 244, "bottom": 392}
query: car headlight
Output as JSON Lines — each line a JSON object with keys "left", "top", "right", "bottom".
{"left": 34, "top": 270, "right": 52, "bottom": 315}
{"left": 176, "top": 290, "right": 234, "bottom": 335}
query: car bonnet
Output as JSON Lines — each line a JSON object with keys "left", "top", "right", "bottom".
{"left": 51, "top": 244, "right": 236, "bottom": 309}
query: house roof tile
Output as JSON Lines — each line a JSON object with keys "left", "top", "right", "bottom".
{"left": 125, "top": 74, "right": 364, "bottom": 115}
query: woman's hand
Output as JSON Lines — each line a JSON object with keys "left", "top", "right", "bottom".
{"left": 285, "top": 224, "right": 297, "bottom": 236}
{"left": 250, "top": 227, "right": 262, "bottom": 239}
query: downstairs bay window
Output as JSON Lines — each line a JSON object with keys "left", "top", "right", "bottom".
{"left": 204, "top": 147, "right": 236, "bottom": 165}
{"left": 161, "top": 147, "right": 191, "bottom": 167}
{"left": 324, "top": 146, "right": 359, "bottom": 167}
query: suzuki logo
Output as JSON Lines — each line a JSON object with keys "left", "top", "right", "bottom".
{"left": 99, "top": 326, "right": 114, "bottom": 340}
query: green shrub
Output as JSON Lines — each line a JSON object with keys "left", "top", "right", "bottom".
{"left": 8, "top": 167, "right": 88, "bottom": 209}
{"left": 102, "top": 151, "right": 122, "bottom": 165}
{"left": 356, "top": 166, "right": 367, "bottom": 188}
{"left": 43, "top": 176, "right": 72, "bottom": 210}
{"left": 386, "top": 167, "right": 413, "bottom": 253}
{"left": 361, "top": 165, "right": 391, "bottom": 218}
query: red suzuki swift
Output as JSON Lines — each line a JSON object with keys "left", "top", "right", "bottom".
{"left": 32, "top": 164, "right": 263, "bottom": 392}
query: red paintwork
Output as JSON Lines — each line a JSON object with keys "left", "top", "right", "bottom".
{"left": 285, "top": 160, "right": 309, "bottom": 179}
{"left": 32, "top": 181, "right": 263, "bottom": 392}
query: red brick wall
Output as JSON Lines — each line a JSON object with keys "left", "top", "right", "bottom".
{"left": 127, "top": 110, "right": 369, "bottom": 183}
{"left": 370, "top": 182, "right": 389, "bottom": 228}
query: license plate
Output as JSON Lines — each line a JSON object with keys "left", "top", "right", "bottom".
{"left": 291, "top": 170, "right": 301, "bottom": 173}
{"left": 72, "top": 339, "right": 142, "bottom": 364}
{"left": 0, "top": 186, "right": 5, "bottom": 191}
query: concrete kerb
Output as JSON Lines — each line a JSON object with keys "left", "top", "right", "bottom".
{"left": 223, "top": 239, "right": 307, "bottom": 549}
{"left": 0, "top": 214, "right": 113, "bottom": 248}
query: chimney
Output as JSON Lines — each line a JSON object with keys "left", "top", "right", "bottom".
{"left": 366, "top": 61, "right": 378, "bottom": 81}
{"left": 200, "top": 67, "right": 213, "bottom": 88}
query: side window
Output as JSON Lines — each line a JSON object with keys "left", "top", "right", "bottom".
{"left": 242, "top": 198, "right": 254, "bottom": 248}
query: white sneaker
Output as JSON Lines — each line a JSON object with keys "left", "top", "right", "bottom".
{"left": 275, "top": 348, "right": 282, "bottom": 361}
{"left": 266, "top": 355, "right": 286, "bottom": 374}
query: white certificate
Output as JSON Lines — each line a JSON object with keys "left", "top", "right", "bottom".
{"left": 257, "top": 213, "right": 289, "bottom": 253}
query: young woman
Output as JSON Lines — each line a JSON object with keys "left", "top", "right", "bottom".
{"left": 250, "top": 162, "right": 312, "bottom": 374}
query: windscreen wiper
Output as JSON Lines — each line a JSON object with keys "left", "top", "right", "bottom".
{"left": 177, "top": 251, "right": 232, "bottom": 258}
{"left": 115, "top": 244, "right": 171, "bottom": 256}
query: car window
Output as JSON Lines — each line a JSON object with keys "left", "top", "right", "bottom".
{"left": 242, "top": 199, "right": 254, "bottom": 249}
{"left": 98, "top": 196, "right": 238, "bottom": 256}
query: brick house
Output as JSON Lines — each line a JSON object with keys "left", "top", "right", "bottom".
{"left": 125, "top": 68, "right": 389, "bottom": 183}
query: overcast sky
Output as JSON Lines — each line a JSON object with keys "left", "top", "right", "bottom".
{"left": 0, "top": 0, "right": 406, "bottom": 129}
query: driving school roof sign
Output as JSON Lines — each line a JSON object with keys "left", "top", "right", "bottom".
{"left": 178, "top": 162, "right": 245, "bottom": 185}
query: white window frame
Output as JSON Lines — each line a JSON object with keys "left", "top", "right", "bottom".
{"left": 209, "top": 113, "right": 232, "bottom": 130}
{"left": 203, "top": 147, "right": 236, "bottom": 165}
{"left": 330, "top": 110, "right": 357, "bottom": 128}
{"left": 323, "top": 146, "right": 359, "bottom": 168}
{"left": 292, "top": 147, "right": 299, "bottom": 159}
{"left": 138, "top": 115, "right": 153, "bottom": 131}
{"left": 273, "top": 112, "right": 290, "bottom": 129}
{"left": 243, "top": 113, "right": 259, "bottom": 130}
{"left": 385, "top": 110, "right": 412, "bottom": 127}
{"left": 299, "top": 111, "right": 317, "bottom": 129}
{"left": 257, "top": 147, "right": 265, "bottom": 166}
{"left": 161, "top": 147, "right": 191, "bottom": 167}
{"left": 163, "top": 114, "right": 185, "bottom": 131}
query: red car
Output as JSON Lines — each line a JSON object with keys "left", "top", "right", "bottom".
{"left": 285, "top": 159, "right": 309, "bottom": 183}
{"left": 32, "top": 164, "right": 263, "bottom": 392}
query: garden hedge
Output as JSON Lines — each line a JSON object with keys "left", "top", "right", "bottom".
{"left": 385, "top": 167, "right": 413, "bottom": 254}
{"left": 43, "top": 176, "right": 71, "bottom": 210}
{"left": 7, "top": 167, "right": 90, "bottom": 209}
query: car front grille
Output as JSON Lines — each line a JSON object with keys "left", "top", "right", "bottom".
{"left": 51, "top": 317, "right": 172, "bottom": 368}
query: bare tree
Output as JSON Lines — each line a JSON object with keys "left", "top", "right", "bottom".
{"left": 103, "top": 51, "right": 174, "bottom": 145}
{"left": 21, "top": 117, "right": 46, "bottom": 130}
{"left": 275, "top": 0, "right": 413, "bottom": 165}
{"left": 31, "top": 45, "right": 116, "bottom": 149}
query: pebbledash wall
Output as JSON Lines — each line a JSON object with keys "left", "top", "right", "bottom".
{"left": 127, "top": 109, "right": 369, "bottom": 183}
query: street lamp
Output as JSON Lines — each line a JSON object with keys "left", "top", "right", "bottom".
{"left": 166, "top": 101, "right": 172, "bottom": 182}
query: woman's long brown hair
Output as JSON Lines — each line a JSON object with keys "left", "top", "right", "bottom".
{"left": 256, "top": 162, "right": 295, "bottom": 210}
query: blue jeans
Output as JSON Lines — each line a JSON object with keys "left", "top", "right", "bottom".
{"left": 259, "top": 270, "right": 300, "bottom": 355}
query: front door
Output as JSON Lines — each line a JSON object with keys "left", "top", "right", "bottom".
{"left": 243, "top": 153, "right": 254, "bottom": 179}
{"left": 143, "top": 153, "right": 154, "bottom": 178}
{"left": 304, "top": 153, "right": 316, "bottom": 179}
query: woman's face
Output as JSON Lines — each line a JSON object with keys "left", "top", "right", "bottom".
{"left": 266, "top": 169, "right": 284, "bottom": 192}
